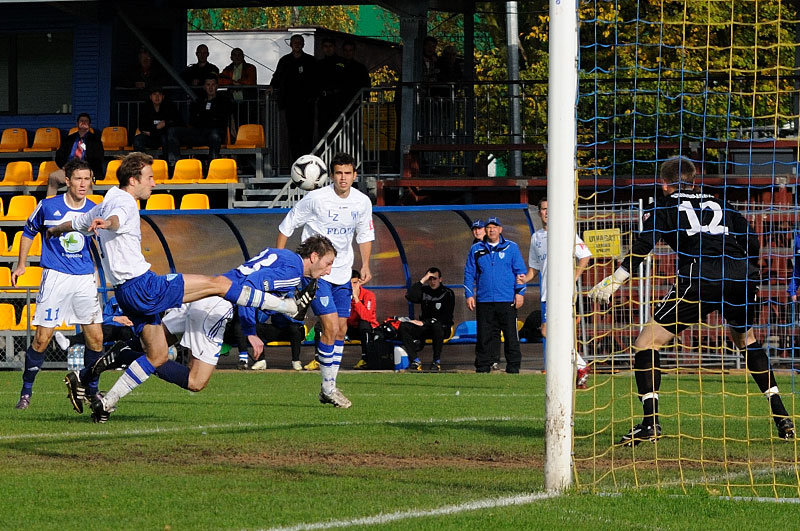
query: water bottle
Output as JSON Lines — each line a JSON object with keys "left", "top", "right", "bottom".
{"left": 67, "top": 344, "right": 85, "bottom": 371}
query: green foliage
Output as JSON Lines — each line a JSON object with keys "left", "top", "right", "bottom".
{"left": 188, "top": 6, "right": 357, "bottom": 33}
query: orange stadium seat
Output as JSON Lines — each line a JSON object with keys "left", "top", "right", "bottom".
{"left": 0, "top": 195, "right": 36, "bottom": 221}
{"left": 101, "top": 126, "right": 130, "bottom": 151}
{"left": 152, "top": 159, "right": 169, "bottom": 183}
{"left": 179, "top": 193, "right": 210, "bottom": 210}
{"left": 86, "top": 194, "right": 104, "bottom": 204}
{"left": 0, "top": 303, "right": 15, "bottom": 330}
{"left": 205, "top": 158, "right": 237, "bottom": 183}
{"left": 0, "top": 267, "right": 10, "bottom": 288}
{"left": 226, "top": 124, "right": 265, "bottom": 149}
{"left": 172, "top": 159, "right": 202, "bottom": 183}
{"left": 145, "top": 193, "right": 175, "bottom": 210}
{"left": 0, "top": 161, "right": 33, "bottom": 186}
{"left": 12, "top": 303, "right": 35, "bottom": 330}
{"left": 97, "top": 159, "right": 121, "bottom": 185}
{"left": 0, "top": 128, "right": 29, "bottom": 152}
{"left": 0, "top": 232, "right": 7, "bottom": 255}
{"left": 23, "top": 127, "right": 61, "bottom": 152}
{"left": 25, "top": 160, "right": 59, "bottom": 187}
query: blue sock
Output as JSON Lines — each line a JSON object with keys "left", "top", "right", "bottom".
{"left": 154, "top": 360, "right": 190, "bottom": 390}
{"left": 82, "top": 348, "right": 103, "bottom": 395}
{"left": 21, "top": 346, "right": 45, "bottom": 396}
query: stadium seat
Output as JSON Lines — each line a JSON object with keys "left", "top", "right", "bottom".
{"left": 205, "top": 158, "right": 238, "bottom": 183}
{"left": 0, "top": 267, "right": 10, "bottom": 287}
{"left": 179, "top": 193, "right": 210, "bottom": 210}
{"left": 11, "top": 303, "right": 35, "bottom": 330}
{"left": 0, "top": 128, "right": 29, "bottom": 152}
{"left": 97, "top": 159, "right": 121, "bottom": 185}
{"left": 2, "top": 232, "right": 41, "bottom": 258}
{"left": 23, "top": 127, "right": 61, "bottom": 152}
{"left": 145, "top": 193, "right": 175, "bottom": 210}
{"left": 0, "top": 161, "right": 33, "bottom": 186}
{"left": 226, "top": 124, "right": 265, "bottom": 149}
{"left": 0, "top": 303, "right": 15, "bottom": 330}
{"left": 172, "top": 159, "right": 202, "bottom": 183}
{"left": 8, "top": 266, "right": 42, "bottom": 293}
{"left": 448, "top": 320, "right": 477, "bottom": 344}
{"left": 26, "top": 160, "right": 59, "bottom": 187}
{"left": 86, "top": 194, "right": 104, "bottom": 204}
{"left": 152, "top": 159, "right": 169, "bottom": 183}
{"left": 0, "top": 195, "right": 36, "bottom": 221}
{"left": 101, "top": 126, "right": 130, "bottom": 151}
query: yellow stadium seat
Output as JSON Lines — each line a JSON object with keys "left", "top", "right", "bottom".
{"left": 172, "top": 159, "right": 202, "bottom": 183}
{"left": 12, "top": 303, "right": 35, "bottom": 330}
{"left": 28, "top": 233, "right": 42, "bottom": 257}
{"left": 0, "top": 232, "right": 7, "bottom": 254}
{"left": 0, "top": 267, "right": 10, "bottom": 287}
{"left": 23, "top": 127, "right": 61, "bottom": 152}
{"left": 205, "top": 158, "right": 238, "bottom": 183}
{"left": 12, "top": 266, "right": 42, "bottom": 291}
{"left": 0, "top": 303, "right": 15, "bottom": 330}
{"left": 101, "top": 126, "right": 130, "bottom": 151}
{"left": 1, "top": 161, "right": 33, "bottom": 186}
{"left": 179, "top": 193, "right": 210, "bottom": 210}
{"left": 0, "top": 195, "right": 36, "bottom": 221}
{"left": 0, "top": 128, "right": 29, "bottom": 152}
{"left": 26, "top": 160, "right": 59, "bottom": 187}
{"left": 152, "top": 159, "right": 169, "bottom": 183}
{"left": 86, "top": 194, "right": 104, "bottom": 204}
{"left": 226, "top": 124, "right": 265, "bottom": 149}
{"left": 2, "top": 231, "right": 40, "bottom": 258}
{"left": 145, "top": 193, "right": 175, "bottom": 210}
{"left": 97, "top": 159, "right": 121, "bottom": 185}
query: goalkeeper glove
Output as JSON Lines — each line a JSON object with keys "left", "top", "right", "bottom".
{"left": 588, "top": 267, "right": 630, "bottom": 304}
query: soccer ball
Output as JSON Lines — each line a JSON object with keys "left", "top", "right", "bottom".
{"left": 291, "top": 154, "right": 328, "bottom": 191}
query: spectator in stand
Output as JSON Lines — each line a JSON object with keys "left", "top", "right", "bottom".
{"left": 316, "top": 37, "right": 345, "bottom": 136}
{"left": 132, "top": 86, "right": 181, "bottom": 158}
{"left": 433, "top": 45, "right": 463, "bottom": 98}
{"left": 167, "top": 74, "right": 231, "bottom": 171}
{"left": 464, "top": 216, "right": 527, "bottom": 373}
{"left": 270, "top": 34, "right": 317, "bottom": 161}
{"left": 421, "top": 36, "right": 440, "bottom": 85}
{"left": 126, "top": 46, "right": 166, "bottom": 93}
{"left": 48, "top": 113, "right": 104, "bottom": 197}
{"left": 339, "top": 40, "right": 371, "bottom": 116}
{"left": 348, "top": 269, "right": 380, "bottom": 369}
{"left": 399, "top": 267, "right": 455, "bottom": 372}
{"left": 471, "top": 219, "right": 485, "bottom": 243}
{"left": 182, "top": 44, "right": 220, "bottom": 87}
{"left": 219, "top": 47, "right": 257, "bottom": 102}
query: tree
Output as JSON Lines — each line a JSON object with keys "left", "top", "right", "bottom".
{"left": 188, "top": 7, "right": 357, "bottom": 33}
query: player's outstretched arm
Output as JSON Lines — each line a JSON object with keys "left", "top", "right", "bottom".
{"left": 588, "top": 266, "right": 630, "bottom": 304}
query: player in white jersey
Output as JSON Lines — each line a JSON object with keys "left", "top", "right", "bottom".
{"left": 13, "top": 159, "right": 104, "bottom": 410}
{"left": 520, "top": 199, "right": 593, "bottom": 387}
{"left": 277, "top": 152, "right": 375, "bottom": 408}
{"left": 48, "top": 152, "right": 314, "bottom": 422}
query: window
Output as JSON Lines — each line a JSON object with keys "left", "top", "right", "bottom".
{"left": 0, "top": 31, "right": 73, "bottom": 115}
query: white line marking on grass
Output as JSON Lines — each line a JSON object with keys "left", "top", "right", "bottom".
{"left": 0, "top": 415, "right": 544, "bottom": 442}
{"left": 262, "top": 492, "right": 559, "bottom": 531}
{"left": 720, "top": 496, "right": 800, "bottom": 504}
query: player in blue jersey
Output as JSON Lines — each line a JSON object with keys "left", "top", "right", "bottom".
{"left": 48, "top": 152, "right": 317, "bottom": 422}
{"left": 71, "top": 237, "right": 336, "bottom": 406}
{"left": 13, "top": 159, "right": 105, "bottom": 410}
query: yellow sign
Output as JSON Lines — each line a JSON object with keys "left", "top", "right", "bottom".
{"left": 583, "top": 228, "right": 621, "bottom": 258}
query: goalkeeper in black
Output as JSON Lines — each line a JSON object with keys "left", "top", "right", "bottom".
{"left": 589, "top": 156, "right": 795, "bottom": 445}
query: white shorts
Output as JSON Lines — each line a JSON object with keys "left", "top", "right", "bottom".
{"left": 33, "top": 269, "right": 103, "bottom": 327}
{"left": 162, "top": 296, "right": 233, "bottom": 366}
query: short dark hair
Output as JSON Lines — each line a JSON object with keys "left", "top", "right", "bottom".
{"left": 330, "top": 152, "right": 355, "bottom": 170}
{"left": 427, "top": 267, "right": 442, "bottom": 278}
{"left": 204, "top": 73, "right": 219, "bottom": 83}
{"left": 296, "top": 235, "right": 337, "bottom": 260}
{"left": 537, "top": 197, "right": 547, "bottom": 209}
{"left": 76, "top": 113, "right": 91, "bottom": 124}
{"left": 118, "top": 152, "right": 154, "bottom": 187}
{"left": 351, "top": 269, "right": 361, "bottom": 279}
{"left": 424, "top": 36, "right": 438, "bottom": 46}
{"left": 64, "top": 158, "right": 92, "bottom": 180}
{"left": 660, "top": 156, "right": 696, "bottom": 186}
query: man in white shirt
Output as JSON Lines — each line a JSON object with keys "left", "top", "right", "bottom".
{"left": 277, "top": 152, "right": 375, "bottom": 408}
{"left": 49, "top": 152, "right": 312, "bottom": 422}
{"left": 520, "top": 199, "right": 593, "bottom": 387}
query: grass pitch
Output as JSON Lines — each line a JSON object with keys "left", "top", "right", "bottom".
{"left": 0, "top": 369, "right": 798, "bottom": 529}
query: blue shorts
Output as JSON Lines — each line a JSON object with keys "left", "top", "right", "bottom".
{"left": 541, "top": 301, "right": 547, "bottom": 324}
{"left": 115, "top": 271, "right": 185, "bottom": 334}
{"left": 311, "top": 278, "right": 352, "bottom": 318}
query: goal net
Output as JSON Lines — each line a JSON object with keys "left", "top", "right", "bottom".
{"left": 572, "top": 0, "right": 800, "bottom": 496}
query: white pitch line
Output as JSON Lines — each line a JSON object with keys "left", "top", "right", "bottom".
{"left": 262, "top": 492, "right": 559, "bottom": 531}
{"left": 0, "top": 415, "right": 544, "bottom": 442}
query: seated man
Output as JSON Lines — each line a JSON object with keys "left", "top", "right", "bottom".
{"left": 48, "top": 113, "right": 104, "bottom": 197}
{"left": 349, "top": 269, "right": 379, "bottom": 369}
{"left": 399, "top": 267, "right": 455, "bottom": 371}
{"left": 166, "top": 74, "right": 231, "bottom": 170}
{"left": 132, "top": 86, "right": 181, "bottom": 158}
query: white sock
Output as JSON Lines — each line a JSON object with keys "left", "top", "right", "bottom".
{"left": 576, "top": 354, "right": 587, "bottom": 370}
{"left": 331, "top": 340, "right": 344, "bottom": 386}
{"left": 102, "top": 356, "right": 154, "bottom": 409}
{"left": 318, "top": 342, "right": 335, "bottom": 395}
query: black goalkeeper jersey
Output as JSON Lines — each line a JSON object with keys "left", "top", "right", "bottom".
{"left": 622, "top": 190, "right": 760, "bottom": 279}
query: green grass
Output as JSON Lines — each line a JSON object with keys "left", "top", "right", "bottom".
{"left": 0, "top": 370, "right": 798, "bottom": 530}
